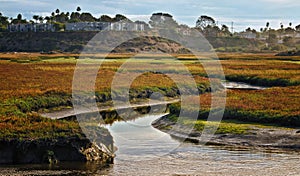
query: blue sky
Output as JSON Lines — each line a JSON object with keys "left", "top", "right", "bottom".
{"left": 1, "top": 0, "right": 300, "bottom": 31}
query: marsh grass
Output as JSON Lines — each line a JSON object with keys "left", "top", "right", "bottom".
{"left": 1, "top": 53, "right": 300, "bottom": 139}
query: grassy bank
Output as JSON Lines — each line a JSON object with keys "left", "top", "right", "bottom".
{"left": 167, "top": 85, "right": 300, "bottom": 129}
{"left": 0, "top": 55, "right": 216, "bottom": 140}
{"left": 1, "top": 53, "right": 300, "bottom": 140}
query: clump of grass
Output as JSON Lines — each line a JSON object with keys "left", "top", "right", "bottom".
{"left": 182, "top": 119, "right": 250, "bottom": 135}
{"left": 168, "top": 86, "right": 300, "bottom": 127}
{"left": 0, "top": 113, "right": 83, "bottom": 140}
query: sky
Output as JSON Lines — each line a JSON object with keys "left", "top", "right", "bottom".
{"left": 1, "top": 0, "right": 300, "bottom": 32}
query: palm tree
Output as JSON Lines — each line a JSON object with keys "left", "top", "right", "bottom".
{"left": 280, "top": 22, "right": 284, "bottom": 39}
{"left": 76, "top": 6, "right": 81, "bottom": 12}
{"left": 55, "top": 9, "right": 60, "bottom": 14}
{"left": 66, "top": 12, "right": 70, "bottom": 21}
{"left": 266, "top": 22, "right": 270, "bottom": 31}
{"left": 45, "top": 16, "right": 50, "bottom": 23}
{"left": 17, "top": 14, "right": 22, "bottom": 20}
{"left": 33, "top": 15, "right": 39, "bottom": 23}
{"left": 265, "top": 22, "right": 270, "bottom": 45}
{"left": 38, "top": 16, "right": 44, "bottom": 23}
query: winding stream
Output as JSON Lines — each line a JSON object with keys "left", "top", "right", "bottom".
{"left": 2, "top": 82, "right": 298, "bottom": 175}
{"left": 1, "top": 114, "right": 300, "bottom": 175}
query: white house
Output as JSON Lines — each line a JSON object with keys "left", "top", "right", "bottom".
{"left": 237, "top": 31, "right": 257, "bottom": 39}
{"left": 65, "top": 22, "right": 112, "bottom": 31}
{"left": 8, "top": 23, "right": 55, "bottom": 32}
{"left": 65, "top": 21, "right": 145, "bottom": 32}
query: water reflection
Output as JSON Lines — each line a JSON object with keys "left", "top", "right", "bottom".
{"left": 2, "top": 111, "right": 300, "bottom": 175}
{"left": 223, "top": 82, "right": 267, "bottom": 90}
{"left": 105, "top": 114, "right": 181, "bottom": 161}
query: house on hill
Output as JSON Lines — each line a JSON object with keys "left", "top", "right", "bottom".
{"left": 8, "top": 23, "right": 55, "bottom": 32}
{"left": 65, "top": 21, "right": 145, "bottom": 31}
{"left": 237, "top": 31, "right": 257, "bottom": 39}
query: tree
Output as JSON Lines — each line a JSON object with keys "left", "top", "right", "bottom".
{"left": 55, "top": 12, "right": 68, "bottom": 23}
{"left": 17, "top": 14, "right": 22, "bottom": 20}
{"left": 76, "top": 6, "right": 81, "bottom": 12}
{"left": 99, "top": 15, "right": 113, "bottom": 22}
{"left": 246, "top": 27, "right": 252, "bottom": 32}
{"left": 113, "top": 14, "right": 131, "bottom": 22}
{"left": 55, "top": 9, "right": 60, "bottom": 14}
{"left": 11, "top": 14, "right": 26, "bottom": 24}
{"left": 79, "top": 12, "right": 95, "bottom": 22}
{"left": 289, "top": 22, "right": 292, "bottom": 27}
{"left": 279, "top": 22, "right": 284, "bottom": 39}
{"left": 38, "top": 16, "right": 44, "bottom": 23}
{"left": 280, "top": 22, "right": 284, "bottom": 29}
{"left": 149, "top": 13, "right": 178, "bottom": 28}
{"left": 265, "top": 22, "right": 270, "bottom": 32}
{"left": 296, "top": 24, "right": 300, "bottom": 31}
{"left": 285, "top": 27, "right": 294, "bottom": 34}
{"left": 221, "top": 24, "right": 231, "bottom": 36}
{"left": 53, "top": 22, "right": 65, "bottom": 31}
{"left": 33, "top": 15, "right": 39, "bottom": 23}
{"left": 70, "top": 12, "right": 80, "bottom": 22}
{"left": 0, "top": 13, "right": 9, "bottom": 31}
{"left": 45, "top": 16, "right": 51, "bottom": 23}
{"left": 196, "top": 15, "right": 215, "bottom": 30}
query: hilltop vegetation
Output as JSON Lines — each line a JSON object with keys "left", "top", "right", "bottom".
{"left": 1, "top": 8, "right": 300, "bottom": 53}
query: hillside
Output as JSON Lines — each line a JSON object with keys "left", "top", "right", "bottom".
{"left": 0, "top": 31, "right": 262, "bottom": 53}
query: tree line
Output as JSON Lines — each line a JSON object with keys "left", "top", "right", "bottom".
{"left": 1, "top": 7, "right": 300, "bottom": 37}
{"left": 0, "top": 7, "right": 146, "bottom": 31}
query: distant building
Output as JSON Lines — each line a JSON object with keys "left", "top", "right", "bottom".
{"left": 8, "top": 21, "right": 145, "bottom": 32}
{"left": 8, "top": 23, "right": 55, "bottom": 32}
{"left": 65, "top": 22, "right": 111, "bottom": 31}
{"left": 65, "top": 21, "right": 145, "bottom": 31}
{"left": 111, "top": 21, "right": 145, "bottom": 31}
{"left": 237, "top": 31, "right": 257, "bottom": 39}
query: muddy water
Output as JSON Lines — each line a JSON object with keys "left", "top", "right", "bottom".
{"left": 1, "top": 114, "right": 299, "bottom": 176}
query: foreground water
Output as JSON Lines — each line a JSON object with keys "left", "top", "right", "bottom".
{"left": 1, "top": 114, "right": 300, "bottom": 176}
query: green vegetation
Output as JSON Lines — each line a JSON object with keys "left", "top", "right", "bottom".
{"left": 167, "top": 84, "right": 300, "bottom": 129}
{"left": 0, "top": 55, "right": 217, "bottom": 140}
{"left": 0, "top": 113, "right": 83, "bottom": 140}
{"left": 1, "top": 9, "right": 299, "bottom": 53}
{"left": 162, "top": 53, "right": 300, "bottom": 134}
{"left": 0, "top": 53, "right": 300, "bottom": 139}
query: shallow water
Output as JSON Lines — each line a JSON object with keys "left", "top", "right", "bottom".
{"left": 223, "top": 82, "right": 267, "bottom": 90}
{"left": 1, "top": 114, "right": 300, "bottom": 176}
